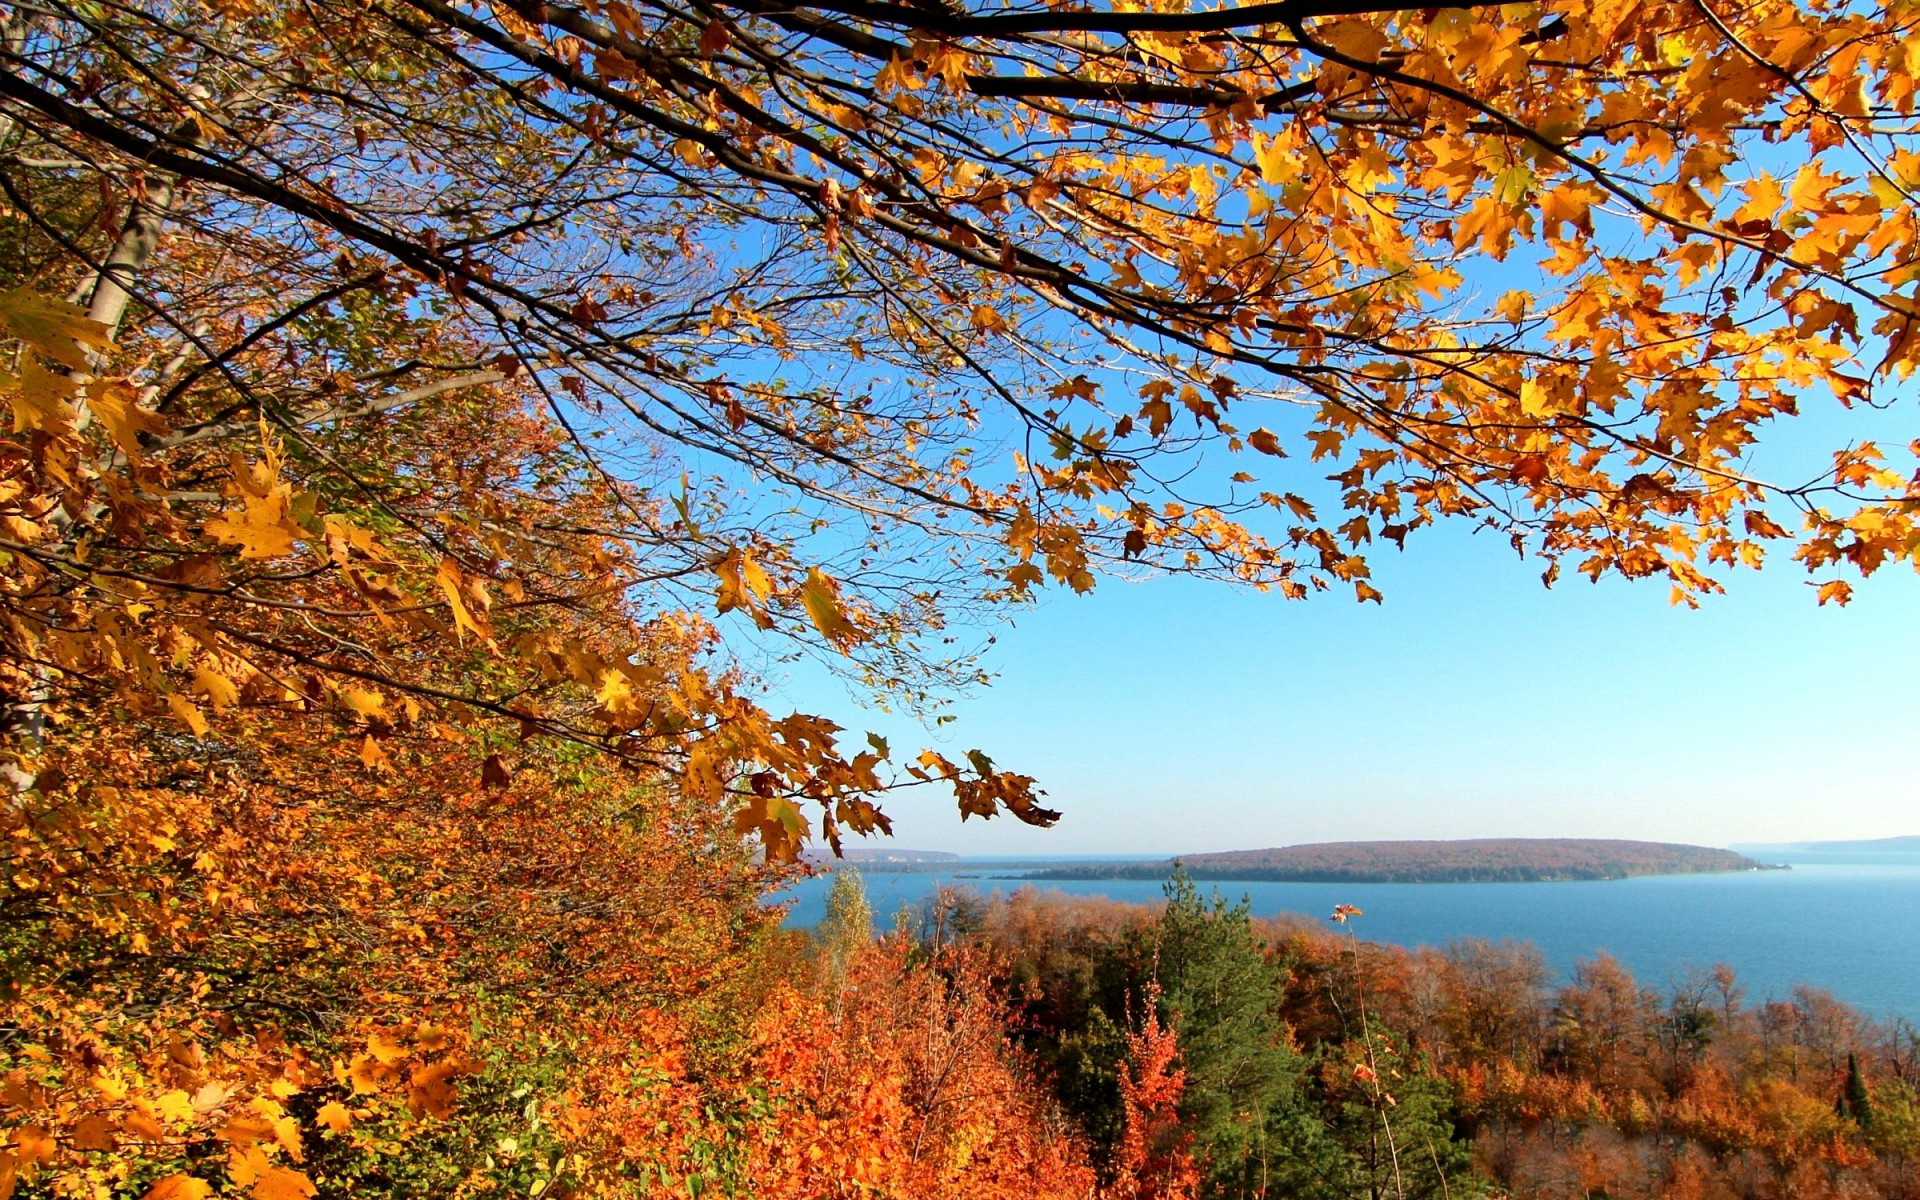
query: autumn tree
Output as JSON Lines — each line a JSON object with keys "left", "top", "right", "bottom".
{"left": 7, "top": 0, "right": 1920, "bottom": 862}
{"left": 817, "top": 866, "right": 876, "bottom": 982}
{"left": 9, "top": 0, "right": 1920, "bottom": 1191}
{"left": 1110, "top": 986, "right": 1201, "bottom": 1200}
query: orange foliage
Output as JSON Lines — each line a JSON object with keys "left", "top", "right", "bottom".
{"left": 1109, "top": 988, "right": 1199, "bottom": 1200}
{"left": 556, "top": 939, "right": 1095, "bottom": 1200}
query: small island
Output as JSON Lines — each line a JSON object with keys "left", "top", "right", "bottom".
{"left": 1028, "top": 838, "right": 1781, "bottom": 884}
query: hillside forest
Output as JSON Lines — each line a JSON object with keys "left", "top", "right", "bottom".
{"left": 6, "top": 0, "right": 1920, "bottom": 1194}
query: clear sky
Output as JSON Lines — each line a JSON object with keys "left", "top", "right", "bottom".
{"left": 764, "top": 508, "right": 1920, "bottom": 857}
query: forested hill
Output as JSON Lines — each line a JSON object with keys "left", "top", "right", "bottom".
{"left": 1030, "top": 839, "right": 1777, "bottom": 883}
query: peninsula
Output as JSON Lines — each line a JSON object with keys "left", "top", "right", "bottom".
{"left": 1027, "top": 838, "right": 1778, "bottom": 884}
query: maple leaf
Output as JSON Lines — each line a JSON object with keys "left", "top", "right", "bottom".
{"left": 314, "top": 1102, "right": 352, "bottom": 1134}
{"left": 70, "top": 1115, "right": 118, "bottom": 1151}
{"left": 0, "top": 287, "right": 114, "bottom": 369}
{"left": 5, "top": 358, "right": 79, "bottom": 440}
{"left": 359, "top": 734, "right": 391, "bottom": 772}
{"left": 168, "top": 693, "right": 210, "bottom": 738}
{"left": 733, "top": 792, "right": 809, "bottom": 862}
{"left": 141, "top": 1178, "right": 213, "bottom": 1200}
{"left": 249, "top": 1167, "right": 316, "bottom": 1200}
{"left": 436, "top": 558, "right": 488, "bottom": 642}
{"left": 87, "top": 380, "right": 170, "bottom": 454}
{"left": 205, "top": 458, "right": 306, "bottom": 559}
{"left": 194, "top": 666, "right": 240, "bottom": 712}
{"left": 11, "top": 1126, "right": 55, "bottom": 1166}
{"left": 407, "top": 1060, "right": 469, "bottom": 1118}
{"left": 799, "top": 567, "right": 854, "bottom": 646}
{"left": 339, "top": 687, "right": 386, "bottom": 721}
{"left": 1247, "top": 429, "right": 1285, "bottom": 457}
{"left": 481, "top": 754, "right": 513, "bottom": 789}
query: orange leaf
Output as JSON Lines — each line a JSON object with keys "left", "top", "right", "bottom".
{"left": 436, "top": 558, "right": 487, "bottom": 642}
{"left": 10, "top": 1128, "right": 54, "bottom": 1167}
{"left": 249, "top": 1167, "right": 316, "bottom": 1200}
{"left": 315, "top": 1102, "right": 351, "bottom": 1135}
{"left": 141, "top": 1177, "right": 213, "bottom": 1200}
{"left": 87, "top": 379, "right": 170, "bottom": 454}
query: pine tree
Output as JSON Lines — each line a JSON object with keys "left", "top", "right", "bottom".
{"left": 1145, "top": 870, "right": 1338, "bottom": 1200}
{"left": 1844, "top": 1052, "right": 1875, "bottom": 1130}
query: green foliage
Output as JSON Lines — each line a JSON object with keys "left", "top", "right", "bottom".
{"left": 1310, "top": 1025, "right": 1484, "bottom": 1200}
{"left": 817, "top": 868, "right": 874, "bottom": 981}
{"left": 1144, "top": 871, "right": 1324, "bottom": 1200}
{"left": 1866, "top": 1077, "right": 1920, "bottom": 1157}
{"left": 1843, "top": 1052, "right": 1874, "bottom": 1130}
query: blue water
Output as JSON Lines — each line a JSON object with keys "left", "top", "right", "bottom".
{"left": 774, "top": 851, "right": 1920, "bottom": 1023}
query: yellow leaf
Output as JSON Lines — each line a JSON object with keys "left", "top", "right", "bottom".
{"left": 1253, "top": 132, "right": 1296, "bottom": 186}
{"left": 799, "top": 567, "right": 853, "bottom": 645}
{"left": 315, "top": 1102, "right": 352, "bottom": 1135}
{"left": 205, "top": 480, "right": 304, "bottom": 559}
{"left": 249, "top": 1167, "right": 316, "bottom": 1200}
{"left": 168, "top": 693, "right": 210, "bottom": 738}
{"left": 155, "top": 1090, "right": 196, "bottom": 1124}
{"left": 6, "top": 358, "right": 80, "bottom": 434}
{"left": 87, "top": 379, "right": 170, "bottom": 454}
{"left": 436, "top": 558, "right": 485, "bottom": 641}
{"left": 339, "top": 687, "right": 386, "bottom": 721}
{"left": 194, "top": 666, "right": 239, "bottom": 712}
{"left": 141, "top": 1177, "right": 213, "bottom": 1200}
{"left": 1816, "top": 579, "right": 1853, "bottom": 606}
{"left": 0, "top": 287, "right": 114, "bottom": 370}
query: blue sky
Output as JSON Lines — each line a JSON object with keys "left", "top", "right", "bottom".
{"left": 765, "top": 511, "right": 1920, "bottom": 856}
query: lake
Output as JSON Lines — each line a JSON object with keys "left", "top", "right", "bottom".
{"left": 773, "top": 849, "right": 1920, "bottom": 1023}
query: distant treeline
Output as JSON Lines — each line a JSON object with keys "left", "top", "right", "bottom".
{"left": 1029, "top": 838, "right": 1778, "bottom": 884}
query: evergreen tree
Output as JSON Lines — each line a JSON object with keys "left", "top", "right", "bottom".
{"left": 1843, "top": 1051, "right": 1875, "bottom": 1130}
{"left": 1313, "top": 1023, "right": 1483, "bottom": 1200}
{"left": 1145, "top": 871, "right": 1338, "bottom": 1200}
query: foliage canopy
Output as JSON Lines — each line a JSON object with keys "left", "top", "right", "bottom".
{"left": 5, "top": 0, "right": 1920, "bottom": 855}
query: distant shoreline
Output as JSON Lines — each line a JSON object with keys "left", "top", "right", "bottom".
{"left": 829, "top": 838, "right": 1788, "bottom": 884}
